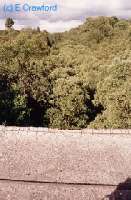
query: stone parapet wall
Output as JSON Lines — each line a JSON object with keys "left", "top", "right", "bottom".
{"left": 0, "top": 125, "right": 131, "bottom": 134}
{"left": 0, "top": 126, "right": 131, "bottom": 199}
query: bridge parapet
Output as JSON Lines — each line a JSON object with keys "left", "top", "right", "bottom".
{"left": 0, "top": 126, "right": 131, "bottom": 199}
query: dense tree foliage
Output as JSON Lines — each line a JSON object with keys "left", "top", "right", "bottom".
{"left": 0, "top": 16, "right": 130, "bottom": 129}
{"left": 5, "top": 18, "right": 14, "bottom": 30}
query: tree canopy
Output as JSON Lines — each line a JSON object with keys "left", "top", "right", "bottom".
{"left": 5, "top": 18, "right": 14, "bottom": 30}
{"left": 0, "top": 16, "right": 130, "bottom": 129}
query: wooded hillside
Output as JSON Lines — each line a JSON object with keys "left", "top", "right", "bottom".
{"left": 0, "top": 16, "right": 130, "bottom": 129}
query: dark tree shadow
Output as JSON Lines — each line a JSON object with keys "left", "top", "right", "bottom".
{"left": 103, "top": 178, "right": 131, "bottom": 200}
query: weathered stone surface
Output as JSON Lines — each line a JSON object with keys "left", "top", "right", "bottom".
{"left": 0, "top": 181, "right": 115, "bottom": 200}
{"left": 0, "top": 128, "right": 131, "bottom": 184}
{"left": 0, "top": 127, "right": 131, "bottom": 199}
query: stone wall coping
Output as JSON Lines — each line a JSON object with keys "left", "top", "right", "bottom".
{"left": 0, "top": 126, "right": 130, "bottom": 134}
